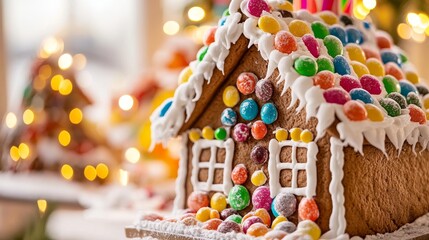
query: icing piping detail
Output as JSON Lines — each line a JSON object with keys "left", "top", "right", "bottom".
{"left": 173, "top": 133, "right": 189, "bottom": 212}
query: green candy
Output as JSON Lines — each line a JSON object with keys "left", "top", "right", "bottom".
{"left": 215, "top": 127, "right": 227, "bottom": 140}
{"left": 407, "top": 92, "right": 422, "bottom": 107}
{"left": 382, "top": 75, "right": 400, "bottom": 94}
{"left": 197, "top": 46, "right": 209, "bottom": 61}
{"left": 379, "top": 98, "right": 401, "bottom": 117}
{"left": 400, "top": 53, "right": 408, "bottom": 64}
{"left": 228, "top": 185, "right": 250, "bottom": 210}
{"left": 311, "top": 21, "right": 330, "bottom": 39}
{"left": 323, "top": 35, "right": 344, "bottom": 58}
{"left": 316, "top": 57, "right": 335, "bottom": 73}
{"left": 225, "top": 214, "right": 242, "bottom": 224}
{"left": 294, "top": 56, "right": 318, "bottom": 76}
{"left": 387, "top": 92, "right": 407, "bottom": 109}
{"left": 222, "top": 8, "right": 230, "bottom": 17}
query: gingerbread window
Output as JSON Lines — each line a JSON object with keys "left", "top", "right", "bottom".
{"left": 190, "top": 138, "right": 235, "bottom": 195}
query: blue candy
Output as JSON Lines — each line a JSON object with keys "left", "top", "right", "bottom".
{"left": 350, "top": 88, "right": 373, "bottom": 104}
{"left": 159, "top": 100, "right": 172, "bottom": 117}
{"left": 363, "top": 21, "right": 371, "bottom": 29}
{"left": 333, "top": 56, "right": 351, "bottom": 75}
{"left": 240, "top": 98, "right": 259, "bottom": 121}
{"left": 399, "top": 81, "right": 417, "bottom": 97}
{"left": 271, "top": 197, "right": 279, "bottom": 217}
{"left": 221, "top": 108, "right": 237, "bottom": 126}
{"left": 260, "top": 103, "right": 278, "bottom": 124}
{"left": 329, "top": 26, "right": 348, "bottom": 45}
{"left": 346, "top": 27, "right": 363, "bottom": 44}
{"left": 219, "top": 16, "right": 227, "bottom": 26}
{"left": 381, "top": 50, "right": 401, "bottom": 66}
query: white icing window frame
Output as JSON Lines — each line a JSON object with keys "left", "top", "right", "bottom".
{"left": 268, "top": 139, "right": 318, "bottom": 198}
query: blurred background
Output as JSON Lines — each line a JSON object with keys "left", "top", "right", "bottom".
{"left": 0, "top": 0, "right": 427, "bottom": 239}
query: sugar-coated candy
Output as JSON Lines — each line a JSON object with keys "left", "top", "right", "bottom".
{"left": 294, "top": 56, "right": 318, "bottom": 76}
{"left": 409, "top": 104, "right": 427, "bottom": 124}
{"left": 237, "top": 72, "right": 257, "bottom": 95}
{"left": 340, "top": 15, "right": 354, "bottom": 25}
{"left": 340, "top": 75, "right": 362, "bottom": 92}
{"left": 261, "top": 103, "right": 278, "bottom": 124}
{"left": 365, "top": 104, "right": 384, "bottom": 122}
{"left": 385, "top": 62, "right": 404, "bottom": 81}
{"left": 210, "top": 209, "right": 220, "bottom": 219}
{"left": 274, "top": 192, "right": 297, "bottom": 217}
{"left": 351, "top": 61, "right": 370, "bottom": 78}
{"left": 221, "top": 108, "right": 237, "bottom": 126}
{"left": 290, "top": 128, "right": 302, "bottom": 141}
{"left": 231, "top": 164, "right": 248, "bottom": 185}
{"left": 298, "top": 198, "right": 320, "bottom": 221}
{"left": 302, "top": 34, "right": 320, "bottom": 58}
{"left": 324, "top": 35, "right": 343, "bottom": 58}
{"left": 399, "top": 80, "right": 417, "bottom": 97}
{"left": 202, "top": 218, "right": 222, "bottom": 230}
{"left": 311, "top": 21, "right": 330, "bottom": 39}
{"left": 313, "top": 70, "right": 335, "bottom": 90}
{"left": 405, "top": 71, "right": 420, "bottom": 84}
{"left": 387, "top": 92, "right": 407, "bottom": 109}
{"left": 226, "top": 214, "right": 242, "bottom": 224}
{"left": 366, "top": 58, "right": 385, "bottom": 77}
{"left": 223, "top": 86, "right": 240, "bottom": 107}
{"left": 258, "top": 15, "right": 281, "bottom": 34}
{"left": 360, "top": 74, "right": 382, "bottom": 94}
{"left": 271, "top": 198, "right": 279, "bottom": 217}
{"left": 220, "top": 208, "right": 238, "bottom": 220}
{"left": 254, "top": 208, "right": 271, "bottom": 227}
{"left": 264, "top": 230, "right": 288, "bottom": 240}
{"left": 289, "top": 20, "right": 312, "bottom": 37}
{"left": 381, "top": 50, "right": 401, "bottom": 66}
{"left": 256, "top": 79, "right": 273, "bottom": 102}
{"left": 242, "top": 212, "right": 255, "bottom": 224}
{"left": 196, "top": 207, "right": 211, "bottom": 222}
{"left": 210, "top": 192, "right": 227, "bottom": 212}
{"left": 228, "top": 185, "right": 250, "bottom": 210}
{"left": 345, "top": 44, "right": 366, "bottom": 64}
{"left": 251, "top": 169, "right": 267, "bottom": 186}
{"left": 159, "top": 100, "right": 173, "bottom": 117}
{"left": 319, "top": 11, "right": 338, "bottom": 25}
{"left": 217, "top": 220, "right": 241, "bottom": 233}
{"left": 417, "top": 85, "right": 429, "bottom": 96}
{"left": 277, "top": 0, "right": 293, "bottom": 11}
{"left": 197, "top": 46, "right": 208, "bottom": 61}
{"left": 317, "top": 57, "right": 335, "bottom": 73}
{"left": 251, "top": 120, "right": 267, "bottom": 140}
{"left": 334, "top": 56, "right": 351, "bottom": 76}
{"left": 202, "top": 126, "right": 214, "bottom": 140}
{"left": 178, "top": 67, "right": 193, "bottom": 84}
{"left": 251, "top": 145, "right": 269, "bottom": 164}
{"left": 240, "top": 98, "right": 259, "bottom": 121}
{"left": 214, "top": 127, "right": 227, "bottom": 140}
{"left": 346, "top": 27, "right": 363, "bottom": 44}
{"left": 379, "top": 98, "right": 401, "bottom": 117}
{"left": 242, "top": 216, "right": 263, "bottom": 233}
{"left": 376, "top": 35, "right": 392, "bottom": 49}
{"left": 407, "top": 92, "right": 422, "bottom": 107}
{"left": 382, "top": 75, "right": 400, "bottom": 94}
{"left": 323, "top": 88, "right": 351, "bottom": 105}
{"left": 350, "top": 88, "right": 373, "bottom": 104}
{"left": 179, "top": 213, "right": 196, "bottom": 220}
{"left": 203, "top": 27, "right": 217, "bottom": 46}
{"left": 329, "top": 26, "right": 347, "bottom": 45}
{"left": 188, "top": 191, "right": 209, "bottom": 212}
{"left": 343, "top": 100, "right": 368, "bottom": 121}
{"left": 189, "top": 130, "right": 200, "bottom": 143}
{"left": 300, "top": 129, "right": 314, "bottom": 143}
{"left": 181, "top": 217, "right": 198, "bottom": 226}
{"left": 362, "top": 47, "right": 381, "bottom": 61}
{"left": 424, "top": 95, "right": 429, "bottom": 109}
{"left": 275, "top": 128, "right": 288, "bottom": 141}
{"left": 275, "top": 221, "right": 297, "bottom": 233}
{"left": 246, "top": 223, "right": 268, "bottom": 237}
{"left": 274, "top": 31, "right": 298, "bottom": 54}
{"left": 247, "top": 0, "right": 270, "bottom": 17}
{"left": 252, "top": 186, "right": 272, "bottom": 210}
{"left": 271, "top": 215, "right": 287, "bottom": 229}
{"left": 297, "top": 220, "right": 321, "bottom": 240}
{"left": 141, "top": 213, "right": 164, "bottom": 221}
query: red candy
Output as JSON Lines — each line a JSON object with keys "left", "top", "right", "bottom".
{"left": 251, "top": 120, "right": 267, "bottom": 140}
{"left": 298, "top": 198, "right": 320, "bottom": 221}
{"left": 187, "top": 191, "right": 209, "bottom": 212}
{"left": 274, "top": 31, "right": 298, "bottom": 54}
{"left": 360, "top": 74, "right": 382, "bottom": 95}
{"left": 340, "top": 75, "right": 362, "bottom": 92}
{"left": 408, "top": 104, "right": 427, "bottom": 124}
{"left": 323, "top": 88, "right": 351, "bottom": 105}
{"left": 343, "top": 100, "right": 368, "bottom": 121}
{"left": 233, "top": 123, "right": 250, "bottom": 142}
{"left": 313, "top": 70, "right": 335, "bottom": 89}
{"left": 302, "top": 34, "right": 320, "bottom": 58}
{"left": 362, "top": 47, "right": 381, "bottom": 61}
{"left": 237, "top": 72, "right": 257, "bottom": 95}
{"left": 376, "top": 35, "right": 392, "bottom": 49}
{"left": 247, "top": 0, "right": 270, "bottom": 17}
{"left": 231, "top": 164, "right": 248, "bottom": 185}
{"left": 385, "top": 62, "right": 405, "bottom": 80}
{"left": 202, "top": 218, "right": 223, "bottom": 230}
{"left": 203, "top": 27, "right": 217, "bottom": 46}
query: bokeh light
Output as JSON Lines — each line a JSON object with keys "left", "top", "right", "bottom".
{"left": 18, "top": 143, "right": 30, "bottom": 159}
{"left": 37, "top": 199, "right": 47, "bottom": 213}
{"left": 10, "top": 146, "right": 20, "bottom": 161}
{"left": 69, "top": 108, "right": 83, "bottom": 124}
{"left": 51, "top": 75, "right": 64, "bottom": 91}
{"left": 59, "top": 79, "right": 73, "bottom": 95}
{"left": 118, "top": 95, "right": 134, "bottom": 111}
{"left": 5, "top": 112, "right": 17, "bottom": 129}
{"left": 163, "top": 21, "right": 180, "bottom": 35}
{"left": 96, "top": 163, "right": 109, "bottom": 179}
{"left": 58, "top": 130, "right": 71, "bottom": 147}
{"left": 188, "top": 6, "right": 205, "bottom": 22}
{"left": 61, "top": 164, "right": 74, "bottom": 180}
{"left": 84, "top": 165, "right": 97, "bottom": 181}
{"left": 23, "top": 109, "right": 35, "bottom": 125}
{"left": 58, "top": 53, "right": 73, "bottom": 70}
{"left": 125, "top": 147, "right": 140, "bottom": 163}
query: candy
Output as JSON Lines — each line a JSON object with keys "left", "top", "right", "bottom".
{"left": 274, "top": 192, "right": 297, "bottom": 217}
{"left": 255, "top": 79, "right": 273, "bottom": 102}
{"left": 228, "top": 185, "right": 250, "bottom": 210}
{"left": 298, "top": 198, "right": 320, "bottom": 221}
{"left": 329, "top": 26, "right": 347, "bottom": 45}
{"left": 202, "top": 218, "right": 222, "bottom": 230}
{"left": 189, "top": 130, "right": 200, "bottom": 142}
{"left": 258, "top": 15, "right": 281, "bottom": 34}
{"left": 141, "top": 213, "right": 164, "bottom": 221}
{"left": 350, "top": 61, "right": 370, "bottom": 78}
{"left": 343, "top": 100, "right": 368, "bottom": 121}
{"left": 222, "top": 8, "right": 230, "bottom": 17}
{"left": 180, "top": 213, "right": 196, "bottom": 220}
{"left": 252, "top": 186, "right": 272, "bottom": 210}
{"left": 363, "top": 21, "right": 371, "bottom": 29}
{"left": 215, "top": 127, "right": 227, "bottom": 140}
{"left": 242, "top": 212, "right": 255, "bottom": 224}
{"left": 261, "top": 103, "right": 278, "bottom": 124}
{"left": 246, "top": 223, "right": 268, "bottom": 237}
{"left": 340, "top": 75, "right": 362, "bottom": 92}
{"left": 254, "top": 208, "right": 271, "bottom": 226}
{"left": 247, "top": 0, "right": 270, "bottom": 17}
{"left": 197, "top": 46, "right": 209, "bottom": 61}
{"left": 294, "top": 56, "right": 318, "bottom": 76}
{"left": 251, "top": 169, "right": 267, "bottom": 186}
{"left": 187, "top": 191, "right": 209, "bottom": 212}
{"left": 319, "top": 11, "right": 338, "bottom": 25}
{"left": 226, "top": 214, "right": 242, "bottom": 224}
{"left": 242, "top": 216, "right": 263, "bottom": 233}
{"left": 350, "top": 88, "right": 373, "bottom": 104}
{"left": 289, "top": 20, "right": 312, "bottom": 37}
{"left": 210, "top": 193, "right": 227, "bottom": 212}
{"left": 251, "top": 120, "right": 267, "bottom": 140}
{"left": 275, "top": 221, "right": 297, "bottom": 233}
{"left": 203, "top": 27, "right": 217, "bottom": 46}
{"left": 340, "top": 15, "right": 354, "bottom": 26}
{"left": 424, "top": 95, "right": 429, "bottom": 109}
{"left": 346, "top": 27, "right": 363, "bottom": 44}
{"left": 400, "top": 53, "right": 408, "bottom": 63}
{"left": 385, "top": 62, "right": 404, "bottom": 80}
{"left": 159, "top": 100, "right": 173, "bottom": 117}
{"left": 376, "top": 35, "right": 392, "bottom": 49}
{"left": 297, "top": 220, "right": 321, "bottom": 240}
{"left": 196, "top": 207, "right": 211, "bottom": 222}
{"left": 316, "top": 57, "right": 335, "bottom": 73}
{"left": 181, "top": 217, "right": 198, "bottom": 226}
{"left": 220, "top": 208, "right": 239, "bottom": 220}
{"left": 277, "top": 1, "right": 293, "bottom": 11}
{"left": 275, "top": 128, "right": 288, "bottom": 141}
{"left": 221, "top": 108, "right": 237, "bottom": 126}
{"left": 271, "top": 215, "right": 287, "bottom": 229}
{"left": 271, "top": 198, "right": 279, "bottom": 217}
{"left": 399, "top": 80, "right": 417, "bottom": 97}
{"left": 409, "top": 104, "right": 427, "bottom": 124}
{"left": 202, "top": 126, "right": 214, "bottom": 140}
{"left": 362, "top": 47, "right": 381, "bottom": 61}
{"left": 274, "top": 31, "right": 298, "bottom": 54}
{"left": 251, "top": 145, "right": 269, "bottom": 164}
{"left": 407, "top": 92, "right": 421, "bottom": 107}
{"left": 237, "top": 72, "right": 257, "bottom": 95}
{"left": 323, "top": 88, "right": 351, "bottom": 105}
{"left": 300, "top": 129, "right": 314, "bottom": 143}
{"left": 311, "top": 21, "right": 330, "bottom": 39}
{"left": 178, "top": 67, "right": 193, "bottom": 84}
{"left": 302, "top": 34, "right": 320, "bottom": 58}
{"left": 290, "top": 128, "right": 302, "bottom": 141}
{"left": 417, "top": 85, "right": 429, "bottom": 96}
{"left": 365, "top": 104, "right": 384, "bottom": 122}
{"left": 279, "top": 10, "right": 293, "bottom": 18}
{"left": 240, "top": 98, "right": 259, "bottom": 121}
{"left": 324, "top": 35, "right": 343, "bottom": 58}
{"left": 264, "top": 230, "right": 288, "bottom": 240}
{"left": 382, "top": 75, "right": 400, "bottom": 94}
{"left": 381, "top": 50, "right": 401, "bottom": 66}
{"left": 231, "top": 164, "right": 248, "bottom": 185}
{"left": 379, "top": 98, "right": 401, "bottom": 117}
{"left": 360, "top": 74, "right": 382, "bottom": 94}
{"left": 217, "top": 220, "right": 241, "bottom": 233}
{"left": 223, "top": 86, "right": 240, "bottom": 107}
{"left": 313, "top": 70, "right": 335, "bottom": 90}
{"left": 210, "top": 209, "right": 220, "bottom": 219}
{"left": 366, "top": 59, "right": 385, "bottom": 77}
{"left": 333, "top": 56, "right": 351, "bottom": 75}
{"left": 405, "top": 71, "right": 420, "bottom": 84}
{"left": 345, "top": 44, "right": 366, "bottom": 64}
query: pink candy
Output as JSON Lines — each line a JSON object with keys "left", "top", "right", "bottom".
{"left": 360, "top": 74, "right": 382, "bottom": 95}
{"left": 323, "top": 88, "right": 351, "bottom": 105}
{"left": 247, "top": 0, "right": 270, "bottom": 17}
{"left": 302, "top": 34, "right": 320, "bottom": 58}
{"left": 233, "top": 123, "right": 250, "bottom": 142}
{"left": 252, "top": 186, "right": 273, "bottom": 211}
{"left": 340, "top": 75, "right": 362, "bottom": 92}
{"left": 242, "top": 216, "right": 263, "bottom": 233}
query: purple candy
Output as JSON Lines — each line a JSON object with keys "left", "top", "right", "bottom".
{"left": 274, "top": 192, "right": 297, "bottom": 217}
{"left": 247, "top": 0, "right": 270, "bottom": 17}
{"left": 220, "top": 208, "right": 239, "bottom": 220}
{"left": 242, "top": 216, "right": 263, "bottom": 233}
{"left": 360, "top": 74, "right": 382, "bottom": 95}
{"left": 302, "top": 34, "right": 320, "bottom": 58}
{"left": 255, "top": 79, "right": 273, "bottom": 102}
{"left": 323, "top": 87, "right": 351, "bottom": 105}
{"left": 252, "top": 186, "right": 273, "bottom": 211}
{"left": 217, "top": 220, "right": 241, "bottom": 233}
{"left": 340, "top": 75, "right": 362, "bottom": 92}
{"left": 250, "top": 145, "right": 269, "bottom": 164}
{"left": 233, "top": 123, "right": 250, "bottom": 142}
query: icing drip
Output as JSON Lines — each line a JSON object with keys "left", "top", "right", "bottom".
{"left": 173, "top": 134, "right": 189, "bottom": 212}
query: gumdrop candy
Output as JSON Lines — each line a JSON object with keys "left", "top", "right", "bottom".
{"left": 399, "top": 80, "right": 417, "bottom": 97}
{"left": 313, "top": 70, "right": 335, "bottom": 89}
{"left": 346, "top": 27, "right": 363, "bottom": 44}
{"left": 376, "top": 35, "right": 392, "bottom": 49}
{"left": 405, "top": 71, "right": 420, "bottom": 84}
{"left": 311, "top": 21, "right": 330, "bottom": 39}
{"left": 251, "top": 145, "right": 269, "bottom": 164}
{"left": 409, "top": 104, "right": 427, "bottom": 124}
{"left": 255, "top": 79, "right": 273, "bottom": 102}
{"left": 340, "top": 75, "right": 362, "bottom": 92}
{"left": 333, "top": 55, "right": 351, "bottom": 75}
{"left": 366, "top": 58, "right": 385, "bottom": 77}
{"left": 298, "top": 198, "right": 320, "bottom": 221}
{"left": 382, "top": 75, "right": 400, "bottom": 94}
{"left": 233, "top": 123, "right": 250, "bottom": 142}
{"left": 324, "top": 35, "right": 343, "bottom": 58}
{"left": 251, "top": 169, "right": 267, "bottom": 186}
{"left": 365, "top": 104, "right": 385, "bottom": 122}
{"left": 252, "top": 186, "right": 272, "bottom": 210}
{"left": 319, "top": 11, "right": 338, "bottom": 25}
{"left": 323, "top": 88, "right": 351, "bottom": 105}
{"left": 220, "top": 208, "right": 239, "bottom": 220}
{"left": 217, "top": 220, "right": 241, "bottom": 233}
{"left": 289, "top": 20, "right": 312, "bottom": 37}
{"left": 240, "top": 98, "right": 259, "bottom": 121}
{"left": 261, "top": 103, "right": 278, "bottom": 124}
{"left": 187, "top": 191, "right": 209, "bottom": 212}
{"left": 350, "top": 61, "right": 370, "bottom": 78}
{"left": 379, "top": 98, "right": 401, "bottom": 117}
{"left": 251, "top": 120, "right": 268, "bottom": 140}
{"left": 242, "top": 216, "right": 263, "bottom": 234}
{"left": 345, "top": 44, "right": 366, "bottom": 64}
{"left": 381, "top": 50, "right": 401, "bottom": 66}
{"left": 214, "top": 127, "right": 227, "bottom": 140}
{"left": 258, "top": 15, "right": 281, "bottom": 34}
{"left": 247, "top": 0, "right": 270, "bottom": 17}
{"left": 317, "top": 57, "right": 335, "bottom": 73}
{"left": 407, "top": 92, "right": 422, "bottom": 107}
{"left": 343, "top": 100, "right": 368, "bottom": 121}
{"left": 273, "top": 192, "right": 297, "bottom": 217}
{"left": 223, "top": 86, "right": 240, "bottom": 107}
{"left": 350, "top": 88, "right": 373, "bottom": 104}
{"left": 275, "top": 128, "right": 289, "bottom": 141}
{"left": 385, "top": 62, "right": 404, "bottom": 80}
{"left": 329, "top": 26, "right": 347, "bottom": 45}
{"left": 340, "top": 15, "right": 354, "bottom": 26}
{"left": 237, "top": 72, "right": 257, "bottom": 95}
{"left": 225, "top": 214, "right": 242, "bottom": 224}
{"left": 254, "top": 208, "right": 271, "bottom": 226}
{"left": 302, "top": 34, "right": 320, "bottom": 58}
{"left": 202, "top": 126, "right": 214, "bottom": 140}
{"left": 290, "top": 128, "right": 302, "bottom": 141}
{"left": 294, "top": 56, "right": 318, "bottom": 76}
{"left": 228, "top": 185, "right": 250, "bottom": 210}
{"left": 231, "top": 164, "right": 248, "bottom": 185}
{"left": 246, "top": 223, "right": 268, "bottom": 237}
{"left": 274, "top": 31, "right": 298, "bottom": 54}
{"left": 271, "top": 215, "right": 287, "bottom": 229}
{"left": 360, "top": 74, "right": 382, "bottom": 95}
{"left": 300, "top": 129, "right": 314, "bottom": 143}
{"left": 202, "top": 219, "right": 222, "bottom": 230}
{"left": 210, "top": 192, "right": 227, "bottom": 212}
{"left": 196, "top": 207, "right": 211, "bottom": 222}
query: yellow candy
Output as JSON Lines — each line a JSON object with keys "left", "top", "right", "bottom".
{"left": 426, "top": 111, "right": 429, "bottom": 120}
{"left": 210, "top": 209, "right": 220, "bottom": 219}
{"left": 278, "top": 1, "right": 293, "bottom": 11}
{"left": 271, "top": 215, "right": 287, "bottom": 229}
{"left": 345, "top": 44, "right": 366, "bottom": 64}
{"left": 350, "top": 61, "right": 370, "bottom": 78}
{"left": 178, "top": 66, "right": 193, "bottom": 84}
{"left": 365, "top": 104, "right": 384, "bottom": 122}
{"left": 223, "top": 86, "right": 240, "bottom": 107}
{"left": 318, "top": 11, "right": 338, "bottom": 25}
{"left": 202, "top": 126, "right": 214, "bottom": 140}
{"left": 275, "top": 129, "right": 288, "bottom": 141}
{"left": 251, "top": 170, "right": 267, "bottom": 186}
{"left": 189, "top": 130, "right": 200, "bottom": 142}
{"left": 297, "top": 220, "right": 321, "bottom": 240}
{"left": 423, "top": 95, "right": 429, "bottom": 109}
{"left": 366, "top": 59, "right": 385, "bottom": 77}
{"left": 300, "top": 129, "right": 314, "bottom": 143}
{"left": 196, "top": 207, "right": 211, "bottom": 222}
{"left": 290, "top": 128, "right": 302, "bottom": 141}
{"left": 210, "top": 193, "right": 227, "bottom": 212}
{"left": 405, "top": 71, "right": 420, "bottom": 84}
{"left": 289, "top": 20, "right": 312, "bottom": 37}
{"left": 258, "top": 15, "right": 281, "bottom": 34}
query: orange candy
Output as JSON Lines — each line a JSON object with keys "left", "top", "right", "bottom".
{"left": 362, "top": 47, "right": 381, "bottom": 61}
{"left": 203, "top": 27, "right": 217, "bottom": 46}
{"left": 187, "top": 191, "right": 209, "bottom": 212}
{"left": 210, "top": 209, "right": 220, "bottom": 219}
{"left": 298, "top": 198, "right": 320, "bottom": 221}
{"left": 313, "top": 71, "right": 335, "bottom": 90}
{"left": 385, "top": 62, "right": 404, "bottom": 80}
{"left": 376, "top": 35, "right": 392, "bottom": 49}
{"left": 231, "top": 164, "right": 248, "bottom": 185}
{"left": 237, "top": 72, "right": 257, "bottom": 95}
{"left": 274, "top": 30, "right": 298, "bottom": 54}
{"left": 409, "top": 104, "right": 427, "bottom": 125}
{"left": 251, "top": 120, "right": 268, "bottom": 140}
{"left": 246, "top": 223, "right": 269, "bottom": 237}
{"left": 242, "top": 212, "right": 255, "bottom": 224}
{"left": 343, "top": 100, "right": 368, "bottom": 121}
{"left": 254, "top": 208, "right": 271, "bottom": 227}
{"left": 202, "top": 218, "right": 223, "bottom": 230}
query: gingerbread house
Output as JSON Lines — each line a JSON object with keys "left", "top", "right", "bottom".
{"left": 150, "top": 0, "right": 429, "bottom": 238}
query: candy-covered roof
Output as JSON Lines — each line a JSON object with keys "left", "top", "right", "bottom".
{"left": 151, "top": 0, "right": 429, "bottom": 154}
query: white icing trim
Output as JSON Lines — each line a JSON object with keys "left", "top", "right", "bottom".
{"left": 173, "top": 133, "right": 188, "bottom": 213}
